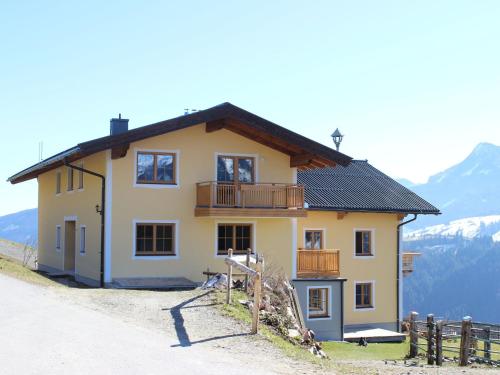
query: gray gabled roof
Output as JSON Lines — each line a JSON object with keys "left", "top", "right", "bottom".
{"left": 298, "top": 160, "right": 440, "bottom": 214}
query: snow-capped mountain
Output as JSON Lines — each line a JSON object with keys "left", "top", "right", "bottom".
{"left": 405, "top": 214, "right": 500, "bottom": 242}
{"left": 407, "top": 142, "right": 500, "bottom": 228}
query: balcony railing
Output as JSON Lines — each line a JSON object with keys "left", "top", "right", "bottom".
{"left": 196, "top": 181, "right": 305, "bottom": 209}
{"left": 297, "top": 249, "right": 340, "bottom": 278}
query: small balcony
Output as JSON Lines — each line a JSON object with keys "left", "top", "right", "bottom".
{"left": 195, "top": 181, "right": 306, "bottom": 217}
{"left": 297, "top": 249, "right": 340, "bottom": 278}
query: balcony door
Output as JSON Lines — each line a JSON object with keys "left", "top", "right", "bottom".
{"left": 216, "top": 156, "right": 255, "bottom": 206}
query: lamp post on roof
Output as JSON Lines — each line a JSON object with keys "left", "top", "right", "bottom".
{"left": 331, "top": 128, "right": 344, "bottom": 151}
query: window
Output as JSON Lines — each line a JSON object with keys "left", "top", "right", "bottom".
{"left": 305, "top": 230, "right": 323, "bottom": 250}
{"left": 67, "top": 167, "right": 74, "bottom": 191}
{"left": 78, "top": 162, "right": 84, "bottom": 189}
{"left": 217, "top": 224, "right": 252, "bottom": 255}
{"left": 56, "top": 171, "right": 61, "bottom": 194}
{"left": 135, "top": 223, "right": 175, "bottom": 256}
{"left": 217, "top": 155, "right": 254, "bottom": 183}
{"left": 355, "top": 230, "right": 373, "bottom": 256}
{"left": 136, "top": 152, "right": 176, "bottom": 184}
{"left": 308, "top": 287, "right": 329, "bottom": 318}
{"left": 56, "top": 225, "right": 61, "bottom": 250}
{"left": 355, "top": 282, "right": 373, "bottom": 309}
{"left": 80, "top": 226, "right": 86, "bottom": 254}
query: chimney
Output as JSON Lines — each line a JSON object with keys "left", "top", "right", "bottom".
{"left": 110, "top": 113, "right": 129, "bottom": 135}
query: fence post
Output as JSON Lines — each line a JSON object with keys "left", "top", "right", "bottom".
{"left": 459, "top": 316, "right": 472, "bottom": 366}
{"left": 226, "top": 249, "right": 233, "bottom": 304}
{"left": 484, "top": 326, "right": 491, "bottom": 361}
{"left": 251, "top": 260, "right": 262, "bottom": 334}
{"left": 435, "top": 320, "right": 443, "bottom": 366}
{"left": 427, "top": 314, "right": 435, "bottom": 365}
{"left": 244, "top": 248, "right": 251, "bottom": 293}
{"left": 409, "top": 311, "right": 419, "bottom": 358}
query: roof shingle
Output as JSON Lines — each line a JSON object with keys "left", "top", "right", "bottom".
{"left": 298, "top": 160, "right": 440, "bottom": 214}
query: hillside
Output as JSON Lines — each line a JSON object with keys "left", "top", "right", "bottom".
{"left": 403, "top": 236, "right": 500, "bottom": 323}
{"left": 407, "top": 142, "right": 500, "bottom": 228}
{"left": 0, "top": 208, "right": 37, "bottom": 245}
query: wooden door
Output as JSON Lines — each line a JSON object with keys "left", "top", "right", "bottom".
{"left": 64, "top": 221, "right": 76, "bottom": 272}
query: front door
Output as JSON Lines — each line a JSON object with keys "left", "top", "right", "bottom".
{"left": 64, "top": 221, "right": 76, "bottom": 272}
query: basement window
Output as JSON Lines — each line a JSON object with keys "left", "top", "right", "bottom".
{"left": 308, "top": 287, "right": 330, "bottom": 319}
{"left": 135, "top": 223, "right": 176, "bottom": 256}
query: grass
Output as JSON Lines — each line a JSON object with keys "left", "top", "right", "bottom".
{"left": 0, "top": 255, "right": 55, "bottom": 287}
{"left": 322, "top": 340, "right": 409, "bottom": 361}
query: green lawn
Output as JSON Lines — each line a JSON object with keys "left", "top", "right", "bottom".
{"left": 0, "top": 255, "right": 55, "bottom": 287}
{"left": 322, "top": 340, "right": 409, "bottom": 361}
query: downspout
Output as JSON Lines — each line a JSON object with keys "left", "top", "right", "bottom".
{"left": 64, "top": 160, "right": 106, "bottom": 288}
{"left": 396, "top": 213, "right": 417, "bottom": 332}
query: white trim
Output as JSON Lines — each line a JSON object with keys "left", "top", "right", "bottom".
{"left": 79, "top": 225, "right": 86, "bottom": 255}
{"left": 306, "top": 285, "right": 333, "bottom": 321}
{"left": 214, "top": 152, "right": 260, "bottom": 183}
{"left": 64, "top": 215, "right": 78, "bottom": 222}
{"left": 104, "top": 151, "right": 113, "bottom": 282}
{"left": 291, "top": 167, "right": 297, "bottom": 184}
{"left": 303, "top": 227, "right": 327, "bottom": 249}
{"left": 291, "top": 218, "right": 297, "bottom": 279}
{"left": 55, "top": 225, "right": 62, "bottom": 252}
{"left": 353, "top": 280, "right": 376, "bottom": 312}
{"left": 214, "top": 220, "right": 257, "bottom": 258}
{"left": 132, "top": 219, "right": 180, "bottom": 260}
{"left": 133, "top": 148, "right": 180, "bottom": 189}
{"left": 353, "top": 228, "right": 376, "bottom": 259}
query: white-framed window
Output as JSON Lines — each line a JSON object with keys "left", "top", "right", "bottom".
{"left": 354, "top": 280, "right": 376, "bottom": 311}
{"left": 80, "top": 226, "right": 86, "bottom": 254}
{"left": 78, "top": 162, "right": 84, "bottom": 190}
{"left": 67, "top": 167, "right": 74, "bottom": 191}
{"left": 132, "top": 219, "right": 179, "bottom": 259}
{"left": 56, "top": 225, "right": 61, "bottom": 251}
{"left": 306, "top": 286, "right": 332, "bottom": 320}
{"left": 133, "top": 149, "right": 180, "bottom": 189}
{"left": 353, "top": 228, "right": 375, "bottom": 257}
{"left": 214, "top": 220, "right": 256, "bottom": 258}
{"left": 214, "top": 152, "right": 259, "bottom": 183}
{"left": 303, "top": 228, "right": 325, "bottom": 250}
{"left": 55, "top": 171, "right": 61, "bottom": 195}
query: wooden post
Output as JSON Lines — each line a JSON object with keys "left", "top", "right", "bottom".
{"left": 427, "top": 314, "right": 435, "bottom": 365}
{"left": 459, "top": 316, "right": 472, "bottom": 366}
{"left": 251, "top": 260, "right": 262, "bottom": 334}
{"left": 484, "top": 326, "right": 491, "bottom": 361}
{"left": 245, "top": 248, "right": 251, "bottom": 293}
{"left": 435, "top": 320, "right": 443, "bottom": 366}
{"left": 226, "top": 249, "right": 233, "bottom": 305}
{"left": 409, "top": 311, "right": 419, "bottom": 358}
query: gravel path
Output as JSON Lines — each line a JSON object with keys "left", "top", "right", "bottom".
{"left": 0, "top": 272, "right": 495, "bottom": 375}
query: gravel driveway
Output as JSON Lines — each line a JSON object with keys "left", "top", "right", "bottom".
{"left": 0, "top": 273, "right": 318, "bottom": 375}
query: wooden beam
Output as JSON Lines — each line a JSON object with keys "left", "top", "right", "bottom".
{"left": 290, "top": 153, "right": 315, "bottom": 168}
{"left": 205, "top": 119, "right": 226, "bottom": 133}
{"left": 337, "top": 212, "right": 348, "bottom": 220}
{"left": 111, "top": 143, "right": 129, "bottom": 159}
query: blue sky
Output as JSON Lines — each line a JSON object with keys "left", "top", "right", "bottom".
{"left": 1, "top": 1, "right": 500, "bottom": 215}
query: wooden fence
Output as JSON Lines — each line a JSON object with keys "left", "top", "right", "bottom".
{"left": 409, "top": 312, "right": 500, "bottom": 366}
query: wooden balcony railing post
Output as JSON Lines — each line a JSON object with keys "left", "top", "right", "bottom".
{"left": 409, "top": 311, "right": 419, "bottom": 358}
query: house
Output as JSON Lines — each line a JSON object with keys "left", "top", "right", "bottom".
{"left": 8, "top": 102, "right": 439, "bottom": 341}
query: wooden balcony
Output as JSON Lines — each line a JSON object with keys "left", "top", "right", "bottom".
{"left": 402, "top": 252, "right": 421, "bottom": 277}
{"left": 195, "top": 181, "right": 306, "bottom": 217}
{"left": 297, "top": 249, "right": 340, "bottom": 278}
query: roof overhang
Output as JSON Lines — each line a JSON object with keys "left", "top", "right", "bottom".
{"left": 8, "top": 103, "right": 352, "bottom": 184}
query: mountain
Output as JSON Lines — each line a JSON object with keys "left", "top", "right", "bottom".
{"left": 405, "top": 214, "right": 500, "bottom": 242}
{"left": 408, "top": 143, "right": 500, "bottom": 228}
{"left": 403, "top": 236, "right": 500, "bottom": 323}
{"left": 0, "top": 208, "right": 37, "bottom": 245}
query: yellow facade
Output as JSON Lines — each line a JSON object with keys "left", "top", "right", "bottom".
{"left": 38, "top": 152, "right": 106, "bottom": 284}
{"left": 298, "top": 211, "right": 398, "bottom": 327}
{"left": 37, "top": 121, "right": 398, "bottom": 329}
